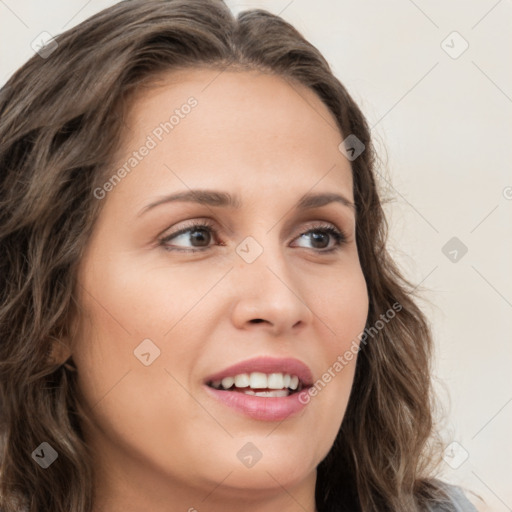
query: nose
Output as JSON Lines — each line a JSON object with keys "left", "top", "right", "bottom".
{"left": 229, "top": 241, "right": 314, "bottom": 336}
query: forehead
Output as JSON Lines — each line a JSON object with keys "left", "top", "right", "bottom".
{"left": 109, "top": 67, "right": 353, "bottom": 206}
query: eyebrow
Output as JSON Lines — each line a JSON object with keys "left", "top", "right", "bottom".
{"left": 137, "top": 189, "right": 355, "bottom": 217}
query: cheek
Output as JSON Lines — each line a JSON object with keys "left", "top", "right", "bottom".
{"left": 308, "top": 261, "right": 369, "bottom": 347}
{"left": 71, "top": 246, "right": 223, "bottom": 423}
{"left": 301, "top": 263, "right": 368, "bottom": 423}
{"left": 75, "top": 245, "right": 216, "bottom": 345}
{"left": 71, "top": 262, "right": 213, "bottom": 473}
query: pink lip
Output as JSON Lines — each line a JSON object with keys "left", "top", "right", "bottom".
{"left": 204, "top": 386, "right": 311, "bottom": 421}
{"left": 203, "top": 356, "right": 314, "bottom": 422}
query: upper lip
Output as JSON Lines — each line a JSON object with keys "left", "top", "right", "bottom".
{"left": 203, "top": 356, "right": 314, "bottom": 387}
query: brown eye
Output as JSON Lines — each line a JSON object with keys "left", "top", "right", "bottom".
{"left": 159, "top": 221, "right": 217, "bottom": 252}
{"left": 159, "top": 221, "right": 346, "bottom": 254}
{"left": 305, "top": 231, "right": 330, "bottom": 249}
{"left": 186, "top": 227, "right": 211, "bottom": 247}
{"left": 292, "top": 225, "right": 347, "bottom": 252}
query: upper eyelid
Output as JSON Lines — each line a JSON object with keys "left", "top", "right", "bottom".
{"left": 161, "top": 218, "right": 343, "bottom": 235}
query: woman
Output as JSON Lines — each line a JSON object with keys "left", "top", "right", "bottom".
{"left": 0, "top": 1, "right": 479, "bottom": 511}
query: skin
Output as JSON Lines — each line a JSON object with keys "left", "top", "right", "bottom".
{"left": 71, "top": 68, "right": 369, "bottom": 512}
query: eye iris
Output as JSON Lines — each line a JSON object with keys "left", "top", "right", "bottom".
{"left": 190, "top": 228, "right": 210, "bottom": 246}
{"left": 309, "top": 231, "right": 329, "bottom": 249}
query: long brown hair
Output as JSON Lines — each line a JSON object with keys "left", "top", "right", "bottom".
{"left": 1, "top": 1, "right": 452, "bottom": 510}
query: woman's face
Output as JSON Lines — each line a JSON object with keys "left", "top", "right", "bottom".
{"left": 72, "top": 68, "right": 369, "bottom": 509}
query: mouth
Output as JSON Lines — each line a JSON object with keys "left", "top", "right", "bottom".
{"left": 207, "top": 371, "right": 307, "bottom": 397}
{"left": 203, "top": 357, "right": 314, "bottom": 421}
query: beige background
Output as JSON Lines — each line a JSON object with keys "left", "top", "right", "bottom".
{"left": 1, "top": 1, "right": 511, "bottom": 510}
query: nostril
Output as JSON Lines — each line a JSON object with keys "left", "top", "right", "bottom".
{"left": 250, "top": 319, "right": 265, "bottom": 323}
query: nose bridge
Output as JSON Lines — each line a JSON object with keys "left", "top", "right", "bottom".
{"left": 230, "top": 230, "right": 313, "bottom": 332}
{"left": 235, "top": 232, "right": 293, "bottom": 293}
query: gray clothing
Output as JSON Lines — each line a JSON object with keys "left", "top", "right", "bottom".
{"left": 431, "top": 483, "right": 478, "bottom": 511}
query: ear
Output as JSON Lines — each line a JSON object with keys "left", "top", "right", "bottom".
{"left": 47, "top": 337, "right": 73, "bottom": 365}
{"left": 48, "top": 295, "right": 81, "bottom": 365}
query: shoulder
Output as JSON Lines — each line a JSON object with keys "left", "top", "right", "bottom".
{"left": 430, "top": 481, "right": 479, "bottom": 512}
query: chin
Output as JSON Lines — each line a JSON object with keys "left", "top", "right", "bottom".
{"left": 224, "top": 448, "right": 315, "bottom": 489}
{"left": 214, "top": 463, "right": 312, "bottom": 494}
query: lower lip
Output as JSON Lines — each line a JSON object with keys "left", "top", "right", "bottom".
{"left": 204, "top": 386, "right": 311, "bottom": 421}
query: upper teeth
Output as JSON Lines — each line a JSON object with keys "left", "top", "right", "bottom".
{"left": 211, "top": 372, "right": 300, "bottom": 391}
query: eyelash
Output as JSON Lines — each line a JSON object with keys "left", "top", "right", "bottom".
{"left": 158, "top": 219, "right": 347, "bottom": 254}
